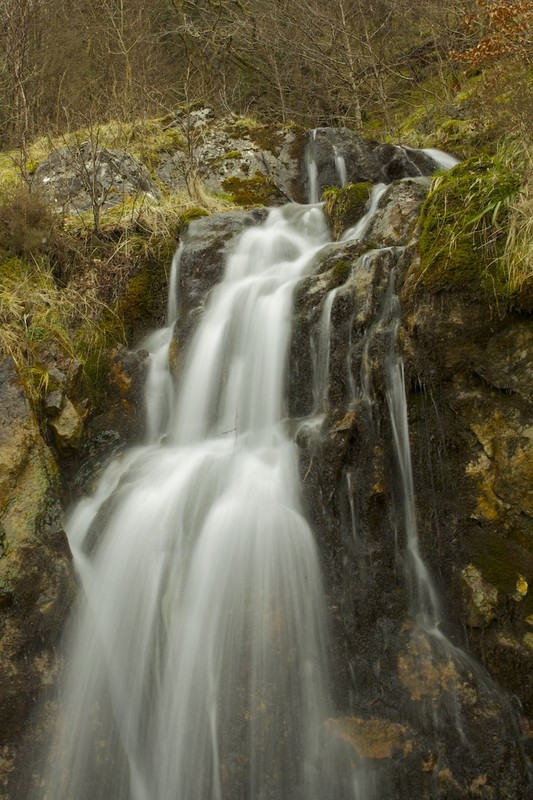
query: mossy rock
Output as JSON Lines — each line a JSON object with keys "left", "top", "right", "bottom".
{"left": 178, "top": 207, "right": 209, "bottom": 233}
{"left": 222, "top": 118, "right": 286, "bottom": 155}
{"left": 322, "top": 182, "right": 373, "bottom": 240}
{"left": 221, "top": 172, "right": 283, "bottom": 207}
{"left": 116, "top": 249, "right": 170, "bottom": 343}
{"left": 414, "top": 156, "right": 520, "bottom": 304}
{"left": 131, "top": 124, "right": 184, "bottom": 172}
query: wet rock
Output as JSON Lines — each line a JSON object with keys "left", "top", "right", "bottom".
{"left": 400, "top": 284, "right": 533, "bottom": 757}
{"left": 474, "top": 321, "right": 533, "bottom": 404}
{"left": 325, "top": 716, "right": 415, "bottom": 759}
{"left": 33, "top": 143, "right": 160, "bottom": 214}
{"left": 288, "top": 163, "right": 532, "bottom": 797}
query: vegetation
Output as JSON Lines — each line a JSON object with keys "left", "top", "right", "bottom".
{"left": 221, "top": 172, "right": 284, "bottom": 206}
{"left": 0, "top": 250, "right": 122, "bottom": 406}
{"left": 0, "top": 0, "right": 531, "bottom": 415}
{"left": 3, "top": 0, "right": 529, "bottom": 148}
{"left": 414, "top": 144, "right": 532, "bottom": 313}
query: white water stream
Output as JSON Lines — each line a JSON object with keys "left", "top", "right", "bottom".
{"left": 40, "top": 203, "right": 361, "bottom": 800}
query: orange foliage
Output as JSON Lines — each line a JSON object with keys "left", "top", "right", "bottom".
{"left": 450, "top": 0, "right": 533, "bottom": 69}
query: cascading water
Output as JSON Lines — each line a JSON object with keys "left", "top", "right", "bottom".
{"left": 333, "top": 146, "right": 347, "bottom": 187}
{"left": 341, "top": 184, "right": 387, "bottom": 242}
{"left": 37, "top": 202, "right": 360, "bottom": 800}
{"left": 305, "top": 130, "right": 319, "bottom": 204}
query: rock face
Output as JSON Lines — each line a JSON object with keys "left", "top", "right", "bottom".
{"left": 3, "top": 125, "right": 532, "bottom": 799}
{"left": 285, "top": 144, "right": 533, "bottom": 796}
{"left": 400, "top": 289, "right": 533, "bottom": 725}
{"left": 168, "top": 133, "right": 533, "bottom": 796}
{"left": 0, "top": 359, "right": 74, "bottom": 797}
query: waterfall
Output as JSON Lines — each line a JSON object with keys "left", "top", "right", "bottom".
{"left": 37, "top": 202, "right": 360, "bottom": 800}
{"left": 30, "top": 133, "right": 530, "bottom": 800}
{"left": 312, "top": 287, "right": 338, "bottom": 414}
{"left": 305, "top": 130, "right": 319, "bottom": 204}
{"left": 333, "top": 145, "right": 347, "bottom": 186}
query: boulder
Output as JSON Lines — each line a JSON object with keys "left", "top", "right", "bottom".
{"left": 156, "top": 113, "right": 304, "bottom": 202}
{"left": 299, "top": 127, "right": 440, "bottom": 200}
{"left": 33, "top": 143, "right": 160, "bottom": 215}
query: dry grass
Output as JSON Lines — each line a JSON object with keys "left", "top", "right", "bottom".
{"left": 0, "top": 257, "right": 123, "bottom": 406}
{"left": 503, "top": 149, "right": 533, "bottom": 305}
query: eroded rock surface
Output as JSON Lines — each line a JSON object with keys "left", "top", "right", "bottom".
{"left": 0, "top": 359, "right": 73, "bottom": 797}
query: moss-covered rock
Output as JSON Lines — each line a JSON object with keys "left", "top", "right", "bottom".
{"left": 115, "top": 238, "right": 173, "bottom": 343}
{"left": 221, "top": 171, "right": 284, "bottom": 207}
{"left": 177, "top": 206, "right": 209, "bottom": 233}
{"left": 415, "top": 156, "right": 520, "bottom": 303}
{"left": 323, "top": 182, "right": 372, "bottom": 239}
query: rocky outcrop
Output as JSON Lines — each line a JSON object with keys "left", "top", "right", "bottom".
{"left": 0, "top": 359, "right": 74, "bottom": 797}
{"left": 400, "top": 288, "right": 533, "bottom": 722}
{"left": 157, "top": 111, "right": 304, "bottom": 202}
{"left": 286, "top": 162, "right": 532, "bottom": 796}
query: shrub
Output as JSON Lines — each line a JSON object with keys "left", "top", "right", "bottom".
{"left": 0, "top": 186, "right": 75, "bottom": 283}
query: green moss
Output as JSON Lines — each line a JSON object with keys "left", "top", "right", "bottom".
{"left": 116, "top": 251, "right": 169, "bottom": 343}
{"left": 222, "top": 118, "right": 288, "bottom": 155}
{"left": 415, "top": 156, "right": 520, "bottom": 305}
{"left": 178, "top": 207, "right": 209, "bottom": 232}
{"left": 323, "top": 182, "right": 373, "bottom": 240}
{"left": 221, "top": 171, "right": 283, "bottom": 207}
{"left": 130, "top": 123, "right": 184, "bottom": 172}
{"left": 331, "top": 258, "right": 352, "bottom": 283}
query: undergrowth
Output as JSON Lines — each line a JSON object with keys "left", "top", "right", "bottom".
{"left": 0, "top": 255, "right": 124, "bottom": 406}
{"left": 414, "top": 144, "right": 533, "bottom": 313}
